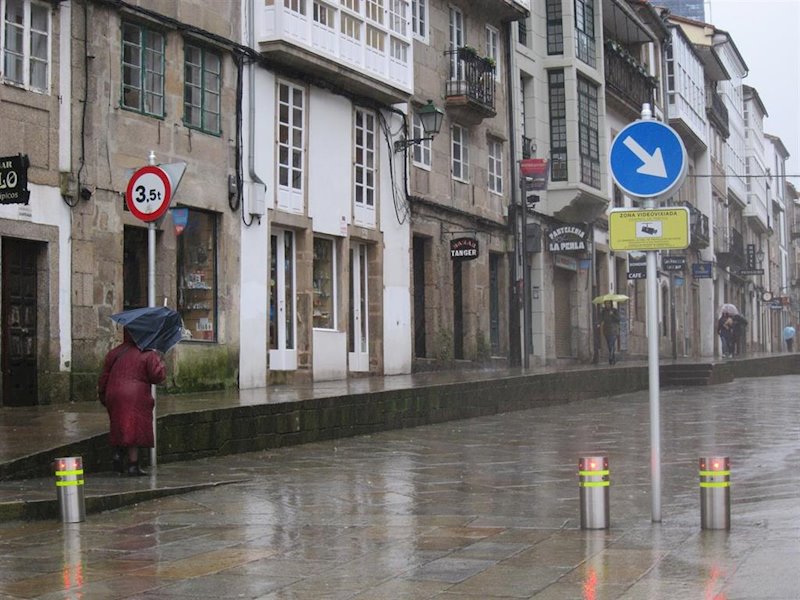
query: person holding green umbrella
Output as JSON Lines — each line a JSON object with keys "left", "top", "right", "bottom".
{"left": 597, "top": 298, "right": 624, "bottom": 365}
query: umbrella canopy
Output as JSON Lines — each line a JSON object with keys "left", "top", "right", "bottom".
{"left": 111, "top": 306, "right": 184, "bottom": 353}
{"left": 720, "top": 303, "right": 739, "bottom": 316}
{"left": 592, "top": 293, "right": 630, "bottom": 305}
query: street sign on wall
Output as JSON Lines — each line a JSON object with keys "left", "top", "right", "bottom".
{"left": 0, "top": 154, "right": 30, "bottom": 205}
{"left": 609, "top": 120, "right": 687, "bottom": 200}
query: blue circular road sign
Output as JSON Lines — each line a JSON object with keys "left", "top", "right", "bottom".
{"left": 609, "top": 120, "right": 687, "bottom": 199}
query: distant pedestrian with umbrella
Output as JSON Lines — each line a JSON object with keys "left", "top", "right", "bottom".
{"left": 593, "top": 293, "right": 627, "bottom": 365}
{"left": 783, "top": 324, "right": 796, "bottom": 352}
{"left": 717, "top": 307, "right": 735, "bottom": 358}
{"left": 599, "top": 301, "right": 621, "bottom": 364}
{"left": 98, "top": 306, "right": 183, "bottom": 476}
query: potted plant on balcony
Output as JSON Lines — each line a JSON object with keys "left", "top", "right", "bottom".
{"left": 458, "top": 45, "right": 479, "bottom": 61}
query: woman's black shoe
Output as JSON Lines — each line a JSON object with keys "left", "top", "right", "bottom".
{"left": 127, "top": 463, "right": 147, "bottom": 476}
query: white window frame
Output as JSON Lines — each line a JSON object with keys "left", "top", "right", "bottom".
{"left": 451, "top": 123, "right": 469, "bottom": 183}
{"left": 411, "top": 111, "right": 431, "bottom": 169}
{"left": 366, "top": 0, "right": 384, "bottom": 24}
{"left": 411, "top": 0, "right": 427, "bottom": 41}
{"left": 488, "top": 137, "right": 503, "bottom": 195}
{"left": 485, "top": 24, "right": 500, "bottom": 82}
{"left": 277, "top": 80, "right": 305, "bottom": 213}
{"left": 449, "top": 6, "right": 464, "bottom": 80}
{"left": 313, "top": 1, "right": 334, "bottom": 28}
{"left": 1, "top": 0, "right": 51, "bottom": 93}
{"left": 285, "top": 0, "right": 307, "bottom": 15}
{"left": 388, "top": 0, "right": 407, "bottom": 37}
{"left": 0, "top": 0, "right": 53, "bottom": 94}
{"left": 354, "top": 107, "right": 377, "bottom": 227}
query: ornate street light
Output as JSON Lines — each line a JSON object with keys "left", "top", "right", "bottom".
{"left": 394, "top": 100, "right": 445, "bottom": 152}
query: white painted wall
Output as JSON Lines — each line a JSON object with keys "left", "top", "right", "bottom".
{"left": 308, "top": 90, "right": 352, "bottom": 236}
{"left": 239, "top": 66, "right": 274, "bottom": 389}
{"left": 381, "top": 109, "right": 412, "bottom": 375}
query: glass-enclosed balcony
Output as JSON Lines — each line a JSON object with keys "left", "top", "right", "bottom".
{"left": 258, "top": 0, "right": 413, "bottom": 103}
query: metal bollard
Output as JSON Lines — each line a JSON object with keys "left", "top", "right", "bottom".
{"left": 699, "top": 456, "right": 730, "bottom": 530}
{"left": 578, "top": 456, "right": 610, "bottom": 530}
{"left": 54, "top": 457, "right": 86, "bottom": 523}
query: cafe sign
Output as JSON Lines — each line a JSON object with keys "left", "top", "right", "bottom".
{"left": 547, "top": 225, "right": 587, "bottom": 253}
{"left": 450, "top": 237, "right": 479, "bottom": 261}
{"left": 0, "top": 154, "right": 30, "bottom": 205}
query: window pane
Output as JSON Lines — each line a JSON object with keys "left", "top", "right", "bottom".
{"left": 30, "top": 59, "right": 46, "bottom": 90}
{"left": 177, "top": 210, "right": 218, "bottom": 342}
{"left": 30, "top": 31, "right": 47, "bottom": 61}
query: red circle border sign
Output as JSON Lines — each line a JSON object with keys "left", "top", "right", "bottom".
{"left": 125, "top": 165, "right": 172, "bottom": 222}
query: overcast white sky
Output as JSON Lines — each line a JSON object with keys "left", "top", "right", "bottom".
{"left": 706, "top": 0, "right": 800, "bottom": 186}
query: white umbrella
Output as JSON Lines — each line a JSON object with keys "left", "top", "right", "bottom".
{"left": 720, "top": 303, "right": 738, "bottom": 316}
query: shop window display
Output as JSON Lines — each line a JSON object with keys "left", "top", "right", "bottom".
{"left": 313, "top": 237, "right": 336, "bottom": 329}
{"left": 177, "top": 209, "right": 217, "bottom": 341}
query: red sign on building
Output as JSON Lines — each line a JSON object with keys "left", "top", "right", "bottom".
{"left": 519, "top": 158, "right": 549, "bottom": 191}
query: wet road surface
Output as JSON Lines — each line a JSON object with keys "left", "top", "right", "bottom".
{"left": 0, "top": 375, "right": 798, "bottom": 599}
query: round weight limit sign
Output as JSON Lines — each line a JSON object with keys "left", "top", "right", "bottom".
{"left": 125, "top": 165, "right": 172, "bottom": 222}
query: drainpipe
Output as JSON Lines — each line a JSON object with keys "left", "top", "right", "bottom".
{"left": 247, "top": 0, "right": 266, "bottom": 204}
{"left": 506, "top": 20, "right": 527, "bottom": 367}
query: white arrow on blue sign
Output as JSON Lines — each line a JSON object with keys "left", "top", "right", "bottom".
{"left": 609, "top": 120, "right": 688, "bottom": 199}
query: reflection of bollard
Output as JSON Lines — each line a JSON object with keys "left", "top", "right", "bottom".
{"left": 54, "top": 457, "right": 85, "bottom": 523}
{"left": 579, "top": 456, "right": 609, "bottom": 530}
{"left": 699, "top": 456, "right": 730, "bottom": 530}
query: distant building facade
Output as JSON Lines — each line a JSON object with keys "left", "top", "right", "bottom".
{"left": 657, "top": 0, "right": 705, "bottom": 22}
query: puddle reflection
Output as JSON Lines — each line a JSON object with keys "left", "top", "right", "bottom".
{"left": 61, "top": 525, "right": 84, "bottom": 599}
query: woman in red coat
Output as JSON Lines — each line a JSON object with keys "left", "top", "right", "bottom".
{"left": 98, "top": 328, "right": 166, "bottom": 475}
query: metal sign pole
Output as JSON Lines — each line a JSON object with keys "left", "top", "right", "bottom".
{"left": 645, "top": 215, "right": 661, "bottom": 522}
{"left": 147, "top": 150, "right": 157, "bottom": 471}
{"left": 639, "top": 106, "right": 661, "bottom": 522}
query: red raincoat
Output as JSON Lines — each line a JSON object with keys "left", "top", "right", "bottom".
{"left": 98, "top": 330, "right": 166, "bottom": 447}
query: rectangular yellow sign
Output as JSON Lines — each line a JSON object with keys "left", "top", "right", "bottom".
{"left": 608, "top": 207, "right": 690, "bottom": 251}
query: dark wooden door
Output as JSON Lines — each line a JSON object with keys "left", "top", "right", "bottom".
{"left": 2, "top": 238, "right": 38, "bottom": 406}
{"left": 453, "top": 261, "right": 463, "bottom": 360}
{"left": 413, "top": 237, "right": 426, "bottom": 357}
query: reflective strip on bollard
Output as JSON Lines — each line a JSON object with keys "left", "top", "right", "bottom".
{"left": 55, "top": 469, "right": 84, "bottom": 486}
{"left": 579, "top": 469, "right": 610, "bottom": 487}
{"left": 699, "top": 469, "right": 730, "bottom": 487}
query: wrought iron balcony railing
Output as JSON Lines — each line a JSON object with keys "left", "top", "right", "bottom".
{"left": 604, "top": 40, "right": 655, "bottom": 111}
{"left": 682, "top": 201, "right": 710, "bottom": 249}
{"left": 445, "top": 47, "right": 496, "bottom": 119}
{"left": 706, "top": 91, "right": 730, "bottom": 138}
{"left": 717, "top": 227, "right": 745, "bottom": 267}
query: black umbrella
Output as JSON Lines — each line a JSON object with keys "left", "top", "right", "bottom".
{"left": 111, "top": 306, "right": 184, "bottom": 353}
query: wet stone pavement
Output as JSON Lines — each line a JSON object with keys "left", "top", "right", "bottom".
{"left": 0, "top": 375, "right": 798, "bottom": 599}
